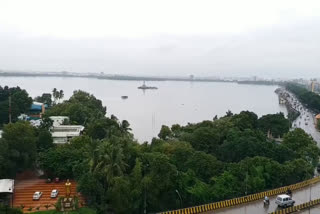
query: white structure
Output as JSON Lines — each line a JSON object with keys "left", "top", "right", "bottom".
{"left": 49, "top": 116, "right": 70, "bottom": 126}
{"left": 0, "top": 130, "right": 2, "bottom": 138}
{"left": 50, "top": 125, "right": 84, "bottom": 144}
{"left": 49, "top": 116, "right": 84, "bottom": 144}
{"left": 0, "top": 179, "right": 14, "bottom": 193}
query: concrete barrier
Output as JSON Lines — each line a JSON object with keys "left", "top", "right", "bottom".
{"left": 157, "top": 177, "right": 320, "bottom": 214}
{"left": 269, "top": 198, "right": 320, "bottom": 214}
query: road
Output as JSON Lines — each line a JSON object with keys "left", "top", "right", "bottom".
{"left": 202, "top": 182, "right": 320, "bottom": 214}
{"left": 286, "top": 91, "right": 320, "bottom": 145}
{"left": 202, "top": 90, "right": 320, "bottom": 214}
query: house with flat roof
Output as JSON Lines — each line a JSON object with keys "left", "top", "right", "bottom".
{"left": 0, "top": 179, "right": 14, "bottom": 207}
{"left": 50, "top": 125, "right": 84, "bottom": 144}
{"left": 49, "top": 116, "right": 84, "bottom": 144}
{"left": 29, "top": 102, "right": 47, "bottom": 119}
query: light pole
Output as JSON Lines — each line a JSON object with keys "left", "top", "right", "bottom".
{"left": 175, "top": 190, "right": 182, "bottom": 209}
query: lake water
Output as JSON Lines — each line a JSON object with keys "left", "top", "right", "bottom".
{"left": 0, "top": 77, "right": 287, "bottom": 142}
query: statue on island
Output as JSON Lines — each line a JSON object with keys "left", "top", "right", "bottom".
{"left": 65, "top": 179, "right": 72, "bottom": 197}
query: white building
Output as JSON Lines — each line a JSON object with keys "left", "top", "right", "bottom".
{"left": 49, "top": 116, "right": 70, "bottom": 126}
{"left": 0, "top": 130, "right": 2, "bottom": 138}
{"left": 0, "top": 179, "right": 14, "bottom": 193}
{"left": 49, "top": 116, "right": 84, "bottom": 144}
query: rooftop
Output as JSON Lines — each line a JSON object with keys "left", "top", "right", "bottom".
{"left": 0, "top": 179, "right": 14, "bottom": 193}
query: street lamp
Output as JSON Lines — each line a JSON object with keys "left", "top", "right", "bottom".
{"left": 175, "top": 189, "right": 183, "bottom": 209}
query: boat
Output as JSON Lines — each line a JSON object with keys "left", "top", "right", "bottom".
{"left": 138, "top": 81, "right": 158, "bottom": 90}
{"left": 121, "top": 96, "right": 128, "bottom": 99}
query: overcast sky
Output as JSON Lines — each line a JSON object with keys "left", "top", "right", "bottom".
{"left": 0, "top": 0, "right": 320, "bottom": 78}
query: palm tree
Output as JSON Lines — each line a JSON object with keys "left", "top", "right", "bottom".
{"left": 52, "top": 88, "right": 57, "bottom": 105}
{"left": 93, "top": 140, "right": 127, "bottom": 184}
{"left": 58, "top": 89, "right": 64, "bottom": 103}
{"left": 120, "top": 120, "right": 132, "bottom": 133}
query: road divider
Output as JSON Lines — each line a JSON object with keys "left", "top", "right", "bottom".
{"left": 157, "top": 176, "right": 320, "bottom": 214}
{"left": 269, "top": 198, "right": 320, "bottom": 214}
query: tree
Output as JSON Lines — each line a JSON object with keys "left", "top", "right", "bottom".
{"left": 58, "top": 90, "right": 64, "bottom": 102}
{"left": 2, "top": 121, "right": 37, "bottom": 173}
{"left": 92, "top": 140, "right": 127, "bottom": 184}
{"left": 158, "top": 125, "right": 172, "bottom": 140}
{"left": 120, "top": 120, "right": 132, "bottom": 133}
{"left": 0, "top": 86, "right": 32, "bottom": 126}
{"left": 231, "top": 111, "right": 258, "bottom": 130}
{"left": 52, "top": 88, "right": 57, "bottom": 105}
{"left": 257, "top": 113, "right": 290, "bottom": 137}
{"left": 34, "top": 93, "right": 52, "bottom": 107}
{"left": 86, "top": 117, "right": 121, "bottom": 140}
{"left": 36, "top": 129, "right": 54, "bottom": 151}
{"left": 225, "top": 110, "right": 233, "bottom": 117}
{"left": 185, "top": 151, "right": 223, "bottom": 182}
{"left": 46, "top": 90, "right": 106, "bottom": 125}
{"left": 282, "top": 128, "right": 320, "bottom": 167}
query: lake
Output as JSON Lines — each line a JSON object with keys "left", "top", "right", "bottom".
{"left": 0, "top": 77, "right": 287, "bottom": 142}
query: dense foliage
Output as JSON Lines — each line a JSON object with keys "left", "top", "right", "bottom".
{"left": 0, "top": 86, "right": 32, "bottom": 127}
{"left": 45, "top": 90, "right": 106, "bottom": 125}
{"left": 0, "top": 205, "right": 23, "bottom": 214}
{"left": 0, "top": 121, "right": 53, "bottom": 177}
{"left": 286, "top": 83, "right": 320, "bottom": 113}
{"left": 39, "top": 109, "right": 320, "bottom": 213}
{"left": 1, "top": 86, "right": 319, "bottom": 214}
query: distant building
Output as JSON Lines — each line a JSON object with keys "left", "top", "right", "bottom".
{"left": 49, "top": 116, "right": 84, "bottom": 144}
{"left": 0, "top": 179, "right": 14, "bottom": 207}
{"left": 50, "top": 125, "right": 84, "bottom": 144}
{"left": 29, "top": 102, "right": 47, "bottom": 119}
{"left": 49, "top": 116, "right": 69, "bottom": 126}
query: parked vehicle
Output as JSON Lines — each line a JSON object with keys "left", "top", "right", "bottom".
{"left": 33, "top": 191, "right": 43, "bottom": 200}
{"left": 275, "top": 194, "right": 295, "bottom": 207}
{"left": 51, "top": 189, "right": 59, "bottom": 198}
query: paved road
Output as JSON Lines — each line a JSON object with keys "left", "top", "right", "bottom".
{"left": 203, "top": 182, "right": 320, "bottom": 214}
{"left": 297, "top": 205, "right": 320, "bottom": 214}
{"left": 286, "top": 91, "right": 320, "bottom": 144}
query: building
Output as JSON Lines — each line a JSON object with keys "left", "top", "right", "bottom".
{"left": 49, "top": 116, "right": 69, "bottom": 126}
{"left": 50, "top": 125, "right": 84, "bottom": 144}
{"left": 49, "top": 116, "right": 84, "bottom": 144}
{"left": 29, "top": 102, "right": 47, "bottom": 119}
{"left": 0, "top": 179, "right": 14, "bottom": 207}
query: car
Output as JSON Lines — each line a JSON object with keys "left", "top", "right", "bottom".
{"left": 33, "top": 191, "right": 43, "bottom": 200}
{"left": 51, "top": 189, "right": 59, "bottom": 198}
{"left": 275, "top": 194, "right": 295, "bottom": 207}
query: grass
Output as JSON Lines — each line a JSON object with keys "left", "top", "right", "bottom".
{"left": 32, "top": 207, "right": 96, "bottom": 214}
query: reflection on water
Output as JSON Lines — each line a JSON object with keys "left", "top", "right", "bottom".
{"left": 0, "top": 77, "right": 287, "bottom": 142}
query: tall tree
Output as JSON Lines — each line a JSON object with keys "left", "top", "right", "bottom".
{"left": 92, "top": 140, "right": 127, "bottom": 184}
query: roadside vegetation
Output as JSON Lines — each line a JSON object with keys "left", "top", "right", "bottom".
{"left": 0, "top": 85, "right": 319, "bottom": 213}
{"left": 286, "top": 82, "right": 320, "bottom": 113}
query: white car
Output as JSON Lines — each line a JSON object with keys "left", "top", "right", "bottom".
{"left": 33, "top": 191, "right": 43, "bottom": 200}
{"left": 275, "top": 194, "right": 295, "bottom": 207}
{"left": 51, "top": 189, "right": 59, "bottom": 198}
